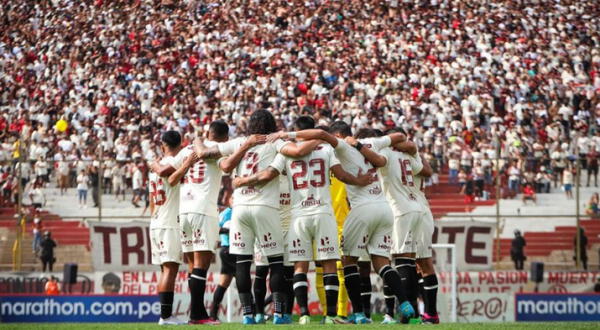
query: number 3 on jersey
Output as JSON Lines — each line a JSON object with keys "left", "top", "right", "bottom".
{"left": 399, "top": 159, "right": 414, "bottom": 186}
{"left": 290, "top": 159, "right": 325, "bottom": 190}
{"left": 150, "top": 180, "right": 166, "bottom": 206}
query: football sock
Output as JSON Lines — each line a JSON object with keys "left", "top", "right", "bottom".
{"left": 381, "top": 264, "right": 408, "bottom": 303}
{"left": 423, "top": 274, "right": 439, "bottom": 315}
{"left": 159, "top": 291, "right": 174, "bottom": 319}
{"left": 253, "top": 265, "right": 269, "bottom": 314}
{"left": 210, "top": 285, "right": 227, "bottom": 319}
{"left": 383, "top": 285, "right": 395, "bottom": 317}
{"left": 189, "top": 268, "right": 208, "bottom": 320}
{"left": 323, "top": 273, "right": 339, "bottom": 317}
{"left": 394, "top": 258, "right": 418, "bottom": 310}
{"left": 236, "top": 254, "right": 254, "bottom": 316}
{"left": 293, "top": 272, "right": 309, "bottom": 316}
{"left": 343, "top": 264, "right": 363, "bottom": 314}
{"left": 284, "top": 266, "right": 295, "bottom": 314}
{"left": 267, "top": 255, "right": 285, "bottom": 316}
{"left": 360, "top": 275, "right": 372, "bottom": 318}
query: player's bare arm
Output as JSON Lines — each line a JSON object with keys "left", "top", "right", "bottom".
{"left": 167, "top": 153, "right": 199, "bottom": 187}
{"left": 269, "top": 129, "right": 338, "bottom": 148}
{"left": 193, "top": 137, "right": 222, "bottom": 159}
{"left": 394, "top": 141, "right": 418, "bottom": 156}
{"left": 232, "top": 167, "right": 280, "bottom": 188}
{"left": 219, "top": 134, "right": 267, "bottom": 173}
{"left": 387, "top": 132, "right": 408, "bottom": 145}
{"left": 330, "top": 164, "right": 374, "bottom": 186}
{"left": 279, "top": 139, "right": 322, "bottom": 158}
{"left": 149, "top": 160, "right": 176, "bottom": 177}
{"left": 345, "top": 136, "right": 388, "bottom": 168}
{"left": 419, "top": 156, "right": 434, "bottom": 178}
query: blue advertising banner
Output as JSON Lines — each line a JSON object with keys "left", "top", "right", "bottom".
{"left": 0, "top": 295, "right": 160, "bottom": 323}
{"left": 515, "top": 293, "right": 600, "bottom": 322}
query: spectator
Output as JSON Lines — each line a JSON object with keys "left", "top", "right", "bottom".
{"left": 76, "top": 170, "right": 89, "bottom": 209}
{"left": 563, "top": 168, "right": 574, "bottom": 199}
{"left": 508, "top": 163, "right": 521, "bottom": 198}
{"left": 448, "top": 154, "right": 460, "bottom": 185}
{"left": 522, "top": 184, "right": 537, "bottom": 205}
{"left": 131, "top": 164, "right": 143, "bottom": 208}
{"left": 45, "top": 276, "right": 60, "bottom": 295}
{"left": 511, "top": 230, "right": 526, "bottom": 270}
{"left": 32, "top": 215, "right": 42, "bottom": 255}
{"left": 587, "top": 150, "right": 599, "bottom": 187}
{"left": 535, "top": 167, "right": 552, "bottom": 194}
{"left": 574, "top": 228, "right": 589, "bottom": 270}
{"left": 40, "top": 231, "right": 56, "bottom": 272}
{"left": 585, "top": 193, "right": 599, "bottom": 216}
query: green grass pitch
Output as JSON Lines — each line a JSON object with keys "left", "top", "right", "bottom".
{"left": 1, "top": 323, "right": 599, "bottom": 329}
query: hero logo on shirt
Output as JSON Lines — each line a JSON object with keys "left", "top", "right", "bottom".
{"left": 379, "top": 235, "right": 392, "bottom": 251}
{"left": 318, "top": 236, "right": 335, "bottom": 253}
{"left": 232, "top": 232, "right": 246, "bottom": 248}
{"left": 289, "top": 239, "right": 306, "bottom": 255}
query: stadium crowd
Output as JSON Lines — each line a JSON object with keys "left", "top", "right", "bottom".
{"left": 1, "top": 0, "right": 600, "bottom": 206}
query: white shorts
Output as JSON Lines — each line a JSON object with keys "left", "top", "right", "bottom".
{"left": 255, "top": 231, "right": 292, "bottom": 266}
{"left": 229, "top": 205, "right": 284, "bottom": 256}
{"left": 391, "top": 211, "right": 426, "bottom": 255}
{"left": 415, "top": 209, "right": 434, "bottom": 259}
{"left": 151, "top": 228, "right": 182, "bottom": 265}
{"left": 180, "top": 213, "right": 219, "bottom": 253}
{"left": 341, "top": 203, "right": 393, "bottom": 258}
{"left": 287, "top": 213, "right": 340, "bottom": 262}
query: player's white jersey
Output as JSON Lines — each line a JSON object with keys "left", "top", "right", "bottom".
{"left": 173, "top": 141, "right": 222, "bottom": 217}
{"left": 218, "top": 137, "right": 289, "bottom": 209}
{"left": 271, "top": 143, "right": 339, "bottom": 218}
{"left": 279, "top": 174, "right": 291, "bottom": 231}
{"left": 149, "top": 156, "right": 180, "bottom": 229}
{"left": 333, "top": 136, "right": 391, "bottom": 207}
{"left": 408, "top": 152, "right": 431, "bottom": 210}
{"left": 377, "top": 148, "right": 423, "bottom": 216}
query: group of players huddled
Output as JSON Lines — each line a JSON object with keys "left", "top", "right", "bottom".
{"left": 147, "top": 110, "right": 439, "bottom": 325}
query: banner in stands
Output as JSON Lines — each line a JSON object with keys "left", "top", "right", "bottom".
{"left": 433, "top": 220, "right": 495, "bottom": 270}
{"left": 0, "top": 272, "right": 94, "bottom": 294}
{"left": 88, "top": 221, "right": 155, "bottom": 271}
{"left": 516, "top": 293, "right": 600, "bottom": 321}
{"left": 0, "top": 295, "right": 160, "bottom": 323}
{"left": 89, "top": 220, "right": 495, "bottom": 272}
{"left": 456, "top": 293, "right": 514, "bottom": 322}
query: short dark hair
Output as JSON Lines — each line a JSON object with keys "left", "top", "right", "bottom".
{"left": 386, "top": 127, "right": 406, "bottom": 135}
{"left": 209, "top": 120, "right": 229, "bottom": 139}
{"left": 330, "top": 121, "right": 352, "bottom": 137}
{"left": 355, "top": 128, "right": 376, "bottom": 139}
{"left": 294, "top": 116, "right": 315, "bottom": 131}
{"left": 161, "top": 131, "right": 181, "bottom": 149}
{"left": 373, "top": 129, "right": 384, "bottom": 137}
{"left": 248, "top": 110, "right": 278, "bottom": 134}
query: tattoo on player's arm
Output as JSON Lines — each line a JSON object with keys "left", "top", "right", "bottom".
{"left": 199, "top": 146, "right": 222, "bottom": 159}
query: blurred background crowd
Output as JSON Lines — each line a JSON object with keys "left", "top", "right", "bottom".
{"left": 1, "top": 0, "right": 599, "bottom": 211}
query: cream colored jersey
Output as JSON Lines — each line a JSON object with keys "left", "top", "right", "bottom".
{"left": 173, "top": 141, "right": 222, "bottom": 218}
{"left": 218, "top": 137, "right": 289, "bottom": 209}
{"left": 271, "top": 144, "right": 340, "bottom": 218}
{"left": 377, "top": 148, "right": 423, "bottom": 216}
{"left": 279, "top": 174, "right": 292, "bottom": 231}
{"left": 149, "top": 156, "right": 180, "bottom": 229}
{"left": 408, "top": 153, "right": 431, "bottom": 210}
{"left": 333, "top": 136, "right": 391, "bottom": 207}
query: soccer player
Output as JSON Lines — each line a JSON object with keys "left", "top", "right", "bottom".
{"left": 163, "top": 120, "right": 260, "bottom": 325}
{"left": 274, "top": 122, "right": 416, "bottom": 323}
{"left": 194, "top": 110, "right": 319, "bottom": 324}
{"left": 352, "top": 129, "right": 431, "bottom": 323}
{"left": 148, "top": 130, "right": 186, "bottom": 325}
{"left": 209, "top": 195, "right": 235, "bottom": 321}
{"left": 233, "top": 116, "right": 374, "bottom": 325}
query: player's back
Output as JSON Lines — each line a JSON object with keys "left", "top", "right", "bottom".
{"left": 174, "top": 142, "right": 222, "bottom": 217}
{"left": 149, "top": 156, "right": 180, "bottom": 229}
{"left": 274, "top": 143, "right": 337, "bottom": 218}
{"left": 233, "top": 140, "right": 288, "bottom": 209}
{"left": 377, "top": 148, "right": 422, "bottom": 216}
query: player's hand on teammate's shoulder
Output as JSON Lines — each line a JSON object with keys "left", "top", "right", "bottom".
{"left": 345, "top": 136, "right": 358, "bottom": 147}
{"left": 266, "top": 131, "right": 285, "bottom": 142}
{"left": 356, "top": 169, "right": 376, "bottom": 186}
{"left": 232, "top": 176, "right": 245, "bottom": 189}
{"left": 245, "top": 134, "right": 267, "bottom": 147}
{"left": 183, "top": 153, "right": 200, "bottom": 167}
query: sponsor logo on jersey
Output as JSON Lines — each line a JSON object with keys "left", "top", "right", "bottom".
{"left": 241, "top": 187, "right": 259, "bottom": 195}
{"left": 301, "top": 194, "right": 321, "bottom": 207}
{"left": 318, "top": 236, "right": 335, "bottom": 253}
{"left": 368, "top": 185, "right": 382, "bottom": 195}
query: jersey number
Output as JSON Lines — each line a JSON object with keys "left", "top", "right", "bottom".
{"left": 399, "top": 159, "right": 414, "bottom": 186}
{"left": 291, "top": 159, "right": 326, "bottom": 190}
{"left": 183, "top": 161, "right": 206, "bottom": 184}
{"left": 243, "top": 152, "right": 259, "bottom": 176}
{"left": 150, "top": 179, "right": 167, "bottom": 206}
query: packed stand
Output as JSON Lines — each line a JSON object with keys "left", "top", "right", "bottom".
{"left": 0, "top": 0, "right": 599, "bottom": 208}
